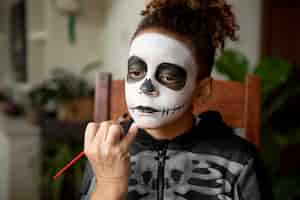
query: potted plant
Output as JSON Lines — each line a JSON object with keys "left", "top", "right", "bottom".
{"left": 28, "top": 60, "right": 102, "bottom": 123}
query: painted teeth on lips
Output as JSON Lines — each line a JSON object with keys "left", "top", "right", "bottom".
{"left": 133, "top": 106, "right": 159, "bottom": 113}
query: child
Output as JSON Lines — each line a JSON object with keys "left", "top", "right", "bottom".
{"left": 80, "top": 0, "right": 274, "bottom": 199}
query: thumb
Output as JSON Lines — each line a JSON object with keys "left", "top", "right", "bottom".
{"left": 120, "top": 123, "right": 139, "bottom": 153}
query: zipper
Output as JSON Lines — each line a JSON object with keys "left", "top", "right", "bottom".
{"left": 155, "top": 143, "right": 168, "bottom": 200}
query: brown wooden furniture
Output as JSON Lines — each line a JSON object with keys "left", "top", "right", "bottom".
{"left": 94, "top": 72, "right": 261, "bottom": 147}
{"left": 262, "top": 0, "right": 300, "bottom": 66}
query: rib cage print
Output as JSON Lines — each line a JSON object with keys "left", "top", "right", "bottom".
{"left": 128, "top": 150, "right": 245, "bottom": 200}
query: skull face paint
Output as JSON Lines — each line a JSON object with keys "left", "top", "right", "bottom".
{"left": 125, "top": 33, "right": 198, "bottom": 128}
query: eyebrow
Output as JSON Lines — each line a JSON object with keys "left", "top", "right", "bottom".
{"left": 128, "top": 56, "right": 146, "bottom": 67}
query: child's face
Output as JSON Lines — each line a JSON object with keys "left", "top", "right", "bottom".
{"left": 125, "top": 32, "right": 198, "bottom": 128}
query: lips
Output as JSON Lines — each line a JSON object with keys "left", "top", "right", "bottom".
{"left": 131, "top": 106, "right": 159, "bottom": 113}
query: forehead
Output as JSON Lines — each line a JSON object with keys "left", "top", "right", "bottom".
{"left": 129, "top": 33, "right": 195, "bottom": 67}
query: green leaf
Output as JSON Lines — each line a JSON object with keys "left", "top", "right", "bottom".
{"left": 215, "top": 49, "right": 250, "bottom": 82}
{"left": 262, "top": 78, "right": 300, "bottom": 123}
{"left": 254, "top": 57, "right": 292, "bottom": 100}
{"left": 260, "top": 125, "right": 281, "bottom": 178}
{"left": 274, "top": 128, "right": 300, "bottom": 147}
{"left": 273, "top": 173, "right": 300, "bottom": 200}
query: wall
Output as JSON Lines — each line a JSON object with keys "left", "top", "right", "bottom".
{"left": 44, "top": 0, "right": 104, "bottom": 79}
{"left": 26, "top": 0, "right": 47, "bottom": 85}
{"left": 41, "top": 0, "right": 147, "bottom": 80}
{"left": 227, "top": 0, "right": 262, "bottom": 67}
{"left": 0, "top": 130, "right": 9, "bottom": 200}
{"left": 98, "top": 0, "right": 146, "bottom": 79}
{"left": 0, "top": 0, "right": 12, "bottom": 83}
{"left": 27, "top": 0, "right": 262, "bottom": 82}
{"left": 0, "top": 2, "right": 11, "bottom": 199}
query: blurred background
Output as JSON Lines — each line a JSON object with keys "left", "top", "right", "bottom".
{"left": 0, "top": 0, "right": 299, "bottom": 199}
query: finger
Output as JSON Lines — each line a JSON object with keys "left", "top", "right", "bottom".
{"left": 120, "top": 123, "right": 139, "bottom": 153}
{"left": 94, "top": 121, "right": 113, "bottom": 144}
{"left": 117, "top": 113, "right": 129, "bottom": 123}
{"left": 84, "top": 122, "right": 98, "bottom": 149}
{"left": 106, "top": 124, "right": 124, "bottom": 146}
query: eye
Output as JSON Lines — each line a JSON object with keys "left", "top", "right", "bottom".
{"left": 158, "top": 74, "right": 178, "bottom": 84}
{"left": 127, "top": 56, "right": 147, "bottom": 82}
{"left": 128, "top": 67, "right": 146, "bottom": 80}
{"left": 155, "top": 63, "right": 187, "bottom": 91}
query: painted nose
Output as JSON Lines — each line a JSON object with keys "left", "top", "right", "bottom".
{"left": 139, "top": 78, "right": 159, "bottom": 96}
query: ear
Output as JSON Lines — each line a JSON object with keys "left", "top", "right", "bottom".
{"left": 192, "top": 77, "right": 212, "bottom": 103}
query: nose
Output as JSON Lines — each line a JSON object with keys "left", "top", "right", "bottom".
{"left": 139, "top": 78, "right": 159, "bottom": 96}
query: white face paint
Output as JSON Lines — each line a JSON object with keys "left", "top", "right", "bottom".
{"left": 125, "top": 33, "right": 198, "bottom": 128}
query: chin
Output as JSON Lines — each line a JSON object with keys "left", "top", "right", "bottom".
{"left": 134, "top": 118, "right": 163, "bottom": 129}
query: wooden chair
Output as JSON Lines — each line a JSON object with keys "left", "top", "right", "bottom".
{"left": 93, "top": 72, "right": 261, "bottom": 148}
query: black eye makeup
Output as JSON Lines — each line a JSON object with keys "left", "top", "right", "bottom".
{"left": 155, "top": 63, "right": 187, "bottom": 90}
{"left": 127, "top": 56, "right": 147, "bottom": 82}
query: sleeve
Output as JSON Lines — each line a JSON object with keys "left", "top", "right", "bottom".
{"left": 79, "top": 161, "right": 95, "bottom": 200}
{"left": 234, "top": 148, "right": 275, "bottom": 200}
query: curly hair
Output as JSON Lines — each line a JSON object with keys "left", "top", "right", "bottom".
{"left": 132, "top": 0, "right": 239, "bottom": 79}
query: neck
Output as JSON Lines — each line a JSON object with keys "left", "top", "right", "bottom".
{"left": 145, "top": 109, "right": 194, "bottom": 140}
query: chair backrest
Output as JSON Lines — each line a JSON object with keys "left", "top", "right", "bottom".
{"left": 94, "top": 72, "right": 261, "bottom": 147}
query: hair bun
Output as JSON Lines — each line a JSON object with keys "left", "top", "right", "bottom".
{"left": 142, "top": 0, "right": 229, "bottom": 14}
{"left": 141, "top": 0, "right": 239, "bottom": 49}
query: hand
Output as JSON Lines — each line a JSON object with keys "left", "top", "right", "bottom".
{"left": 84, "top": 121, "right": 138, "bottom": 198}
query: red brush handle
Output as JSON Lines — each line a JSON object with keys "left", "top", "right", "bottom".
{"left": 53, "top": 151, "right": 85, "bottom": 180}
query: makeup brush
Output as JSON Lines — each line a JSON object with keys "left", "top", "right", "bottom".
{"left": 53, "top": 151, "right": 85, "bottom": 180}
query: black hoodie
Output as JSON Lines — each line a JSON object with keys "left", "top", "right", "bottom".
{"left": 80, "top": 111, "right": 274, "bottom": 200}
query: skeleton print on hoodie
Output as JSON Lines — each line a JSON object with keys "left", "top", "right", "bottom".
{"left": 79, "top": 111, "right": 274, "bottom": 200}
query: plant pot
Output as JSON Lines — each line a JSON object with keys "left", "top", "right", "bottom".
{"left": 26, "top": 110, "right": 41, "bottom": 124}
{"left": 57, "top": 97, "right": 93, "bottom": 122}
